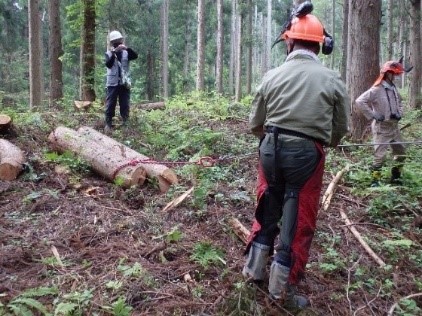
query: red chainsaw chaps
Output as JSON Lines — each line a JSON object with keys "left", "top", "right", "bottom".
{"left": 245, "top": 143, "right": 325, "bottom": 285}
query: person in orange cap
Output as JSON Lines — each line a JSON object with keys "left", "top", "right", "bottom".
{"left": 243, "top": 1, "right": 349, "bottom": 311}
{"left": 355, "top": 58, "right": 412, "bottom": 186}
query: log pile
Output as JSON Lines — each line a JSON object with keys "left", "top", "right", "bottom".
{"left": 0, "top": 139, "right": 25, "bottom": 180}
{"left": 48, "top": 126, "right": 178, "bottom": 191}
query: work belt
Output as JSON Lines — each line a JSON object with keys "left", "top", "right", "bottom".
{"left": 265, "top": 126, "right": 321, "bottom": 144}
{"left": 264, "top": 126, "right": 320, "bottom": 184}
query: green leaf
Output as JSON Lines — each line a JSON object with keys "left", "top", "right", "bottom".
{"left": 54, "top": 302, "right": 77, "bottom": 316}
{"left": 12, "top": 298, "right": 49, "bottom": 315}
{"left": 383, "top": 239, "right": 413, "bottom": 248}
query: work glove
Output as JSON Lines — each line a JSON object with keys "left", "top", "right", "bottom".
{"left": 372, "top": 113, "right": 385, "bottom": 122}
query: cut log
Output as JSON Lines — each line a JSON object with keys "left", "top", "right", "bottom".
{"left": 74, "top": 100, "right": 92, "bottom": 111}
{"left": 228, "top": 217, "right": 250, "bottom": 244}
{"left": 0, "top": 114, "right": 12, "bottom": 132}
{"left": 48, "top": 126, "right": 146, "bottom": 188}
{"left": 0, "top": 139, "right": 25, "bottom": 180}
{"left": 136, "top": 101, "right": 165, "bottom": 111}
{"left": 77, "top": 126, "right": 178, "bottom": 192}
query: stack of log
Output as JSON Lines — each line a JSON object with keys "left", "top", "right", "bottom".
{"left": 0, "top": 139, "right": 25, "bottom": 180}
{"left": 48, "top": 126, "right": 178, "bottom": 191}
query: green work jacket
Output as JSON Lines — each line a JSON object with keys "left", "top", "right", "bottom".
{"left": 249, "top": 51, "right": 350, "bottom": 146}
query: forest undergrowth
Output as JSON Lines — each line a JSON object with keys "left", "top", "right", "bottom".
{"left": 0, "top": 92, "right": 421, "bottom": 316}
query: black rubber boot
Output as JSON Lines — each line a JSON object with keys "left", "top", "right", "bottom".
{"left": 390, "top": 166, "right": 402, "bottom": 185}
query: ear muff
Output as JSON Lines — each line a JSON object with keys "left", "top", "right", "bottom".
{"left": 322, "top": 29, "right": 334, "bottom": 55}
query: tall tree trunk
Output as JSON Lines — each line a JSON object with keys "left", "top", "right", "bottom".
{"left": 160, "top": 0, "right": 169, "bottom": 99}
{"left": 183, "top": 4, "right": 192, "bottom": 93}
{"left": 235, "top": 6, "right": 242, "bottom": 102}
{"left": 398, "top": 4, "right": 408, "bottom": 89}
{"left": 330, "top": 0, "right": 336, "bottom": 69}
{"left": 146, "top": 51, "right": 154, "bottom": 100}
{"left": 348, "top": 0, "right": 382, "bottom": 141}
{"left": 196, "top": 0, "right": 205, "bottom": 91}
{"left": 216, "top": 0, "right": 224, "bottom": 94}
{"left": 29, "top": 0, "right": 43, "bottom": 108}
{"left": 409, "top": 0, "right": 422, "bottom": 109}
{"left": 80, "top": 0, "right": 96, "bottom": 101}
{"left": 341, "top": 0, "right": 349, "bottom": 81}
{"left": 48, "top": 0, "right": 63, "bottom": 107}
{"left": 245, "top": 0, "right": 253, "bottom": 95}
{"left": 229, "top": 0, "right": 237, "bottom": 94}
{"left": 386, "top": 0, "right": 394, "bottom": 59}
{"left": 265, "top": 0, "right": 272, "bottom": 72}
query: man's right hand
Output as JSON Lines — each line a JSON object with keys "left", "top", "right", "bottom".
{"left": 372, "top": 113, "right": 385, "bottom": 122}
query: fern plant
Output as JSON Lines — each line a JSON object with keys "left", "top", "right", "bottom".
{"left": 0, "top": 286, "right": 57, "bottom": 316}
{"left": 190, "top": 241, "right": 225, "bottom": 269}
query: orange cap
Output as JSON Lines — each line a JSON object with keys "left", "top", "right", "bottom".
{"left": 282, "top": 14, "right": 324, "bottom": 43}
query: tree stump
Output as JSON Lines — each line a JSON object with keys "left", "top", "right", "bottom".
{"left": 74, "top": 101, "right": 92, "bottom": 111}
{"left": 78, "top": 126, "right": 178, "bottom": 192}
{"left": 0, "top": 114, "right": 12, "bottom": 133}
{"left": 0, "top": 139, "right": 25, "bottom": 180}
{"left": 48, "top": 126, "right": 146, "bottom": 188}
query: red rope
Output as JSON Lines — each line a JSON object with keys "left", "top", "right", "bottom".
{"left": 112, "top": 156, "right": 217, "bottom": 179}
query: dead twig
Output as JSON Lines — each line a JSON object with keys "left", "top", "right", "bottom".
{"left": 322, "top": 164, "right": 386, "bottom": 267}
{"left": 340, "top": 209, "right": 386, "bottom": 267}
{"left": 162, "top": 187, "right": 194, "bottom": 212}
{"left": 321, "top": 164, "right": 350, "bottom": 211}
{"left": 387, "top": 292, "right": 422, "bottom": 316}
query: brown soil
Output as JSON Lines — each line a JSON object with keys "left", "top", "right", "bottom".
{"left": 0, "top": 112, "right": 420, "bottom": 316}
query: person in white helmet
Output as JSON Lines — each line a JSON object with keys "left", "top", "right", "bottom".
{"left": 104, "top": 30, "right": 138, "bottom": 133}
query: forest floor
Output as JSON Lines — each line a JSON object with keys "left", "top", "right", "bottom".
{"left": 0, "top": 95, "right": 421, "bottom": 316}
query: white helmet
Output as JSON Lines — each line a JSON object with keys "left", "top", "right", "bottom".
{"left": 109, "top": 30, "right": 123, "bottom": 42}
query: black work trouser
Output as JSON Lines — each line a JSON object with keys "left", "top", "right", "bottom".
{"left": 105, "top": 85, "right": 130, "bottom": 127}
{"left": 254, "top": 133, "right": 320, "bottom": 267}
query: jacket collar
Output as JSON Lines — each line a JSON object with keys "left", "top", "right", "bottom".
{"left": 285, "top": 49, "right": 320, "bottom": 63}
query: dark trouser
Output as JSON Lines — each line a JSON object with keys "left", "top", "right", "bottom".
{"left": 254, "top": 133, "right": 320, "bottom": 268}
{"left": 105, "top": 85, "right": 130, "bottom": 127}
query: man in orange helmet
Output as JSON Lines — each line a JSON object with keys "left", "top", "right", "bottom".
{"left": 243, "top": 1, "right": 350, "bottom": 311}
{"left": 355, "top": 59, "right": 411, "bottom": 186}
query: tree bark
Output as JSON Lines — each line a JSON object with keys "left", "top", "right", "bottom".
{"left": 234, "top": 5, "right": 242, "bottom": 102}
{"left": 77, "top": 126, "right": 178, "bottom": 192}
{"left": 161, "top": 0, "right": 169, "bottom": 99}
{"left": 48, "top": 126, "right": 146, "bottom": 188}
{"left": 409, "top": 0, "right": 422, "bottom": 109}
{"left": 386, "top": 0, "right": 394, "bottom": 59}
{"left": 0, "top": 139, "right": 25, "bottom": 180}
{"left": 196, "top": 0, "right": 205, "bottom": 91}
{"left": 341, "top": 0, "right": 349, "bottom": 82}
{"left": 80, "top": 0, "right": 96, "bottom": 101}
{"left": 347, "top": 0, "right": 382, "bottom": 141}
{"left": 48, "top": 0, "right": 63, "bottom": 107}
{"left": 28, "top": 0, "right": 43, "bottom": 108}
{"left": 245, "top": 0, "right": 253, "bottom": 95}
{"left": 216, "top": 0, "right": 224, "bottom": 94}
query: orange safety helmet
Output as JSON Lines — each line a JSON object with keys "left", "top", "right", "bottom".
{"left": 282, "top": 14, "right": 324, "bottom": 43}
{"left": 373, "top": 60, "right": 405, "bottom": 86}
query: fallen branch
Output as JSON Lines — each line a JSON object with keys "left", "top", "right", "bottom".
{"left": 322, "top": 164, "right": 386, "bottom": 267}
{"left": 387, "top": 293, "right": 422, "bottom": 316}
{"left": 228, "top": 217, "right": 250, "bottom": 244}
{"left": 321, "top": 164, "right": 350, "bottom": 211}
{"left": 162, "top": 187, "right": 194, "bottom": 212}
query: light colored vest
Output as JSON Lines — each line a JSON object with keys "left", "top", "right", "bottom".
{"left": 106, "top": 50, "right": 129, "bottom": 87}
